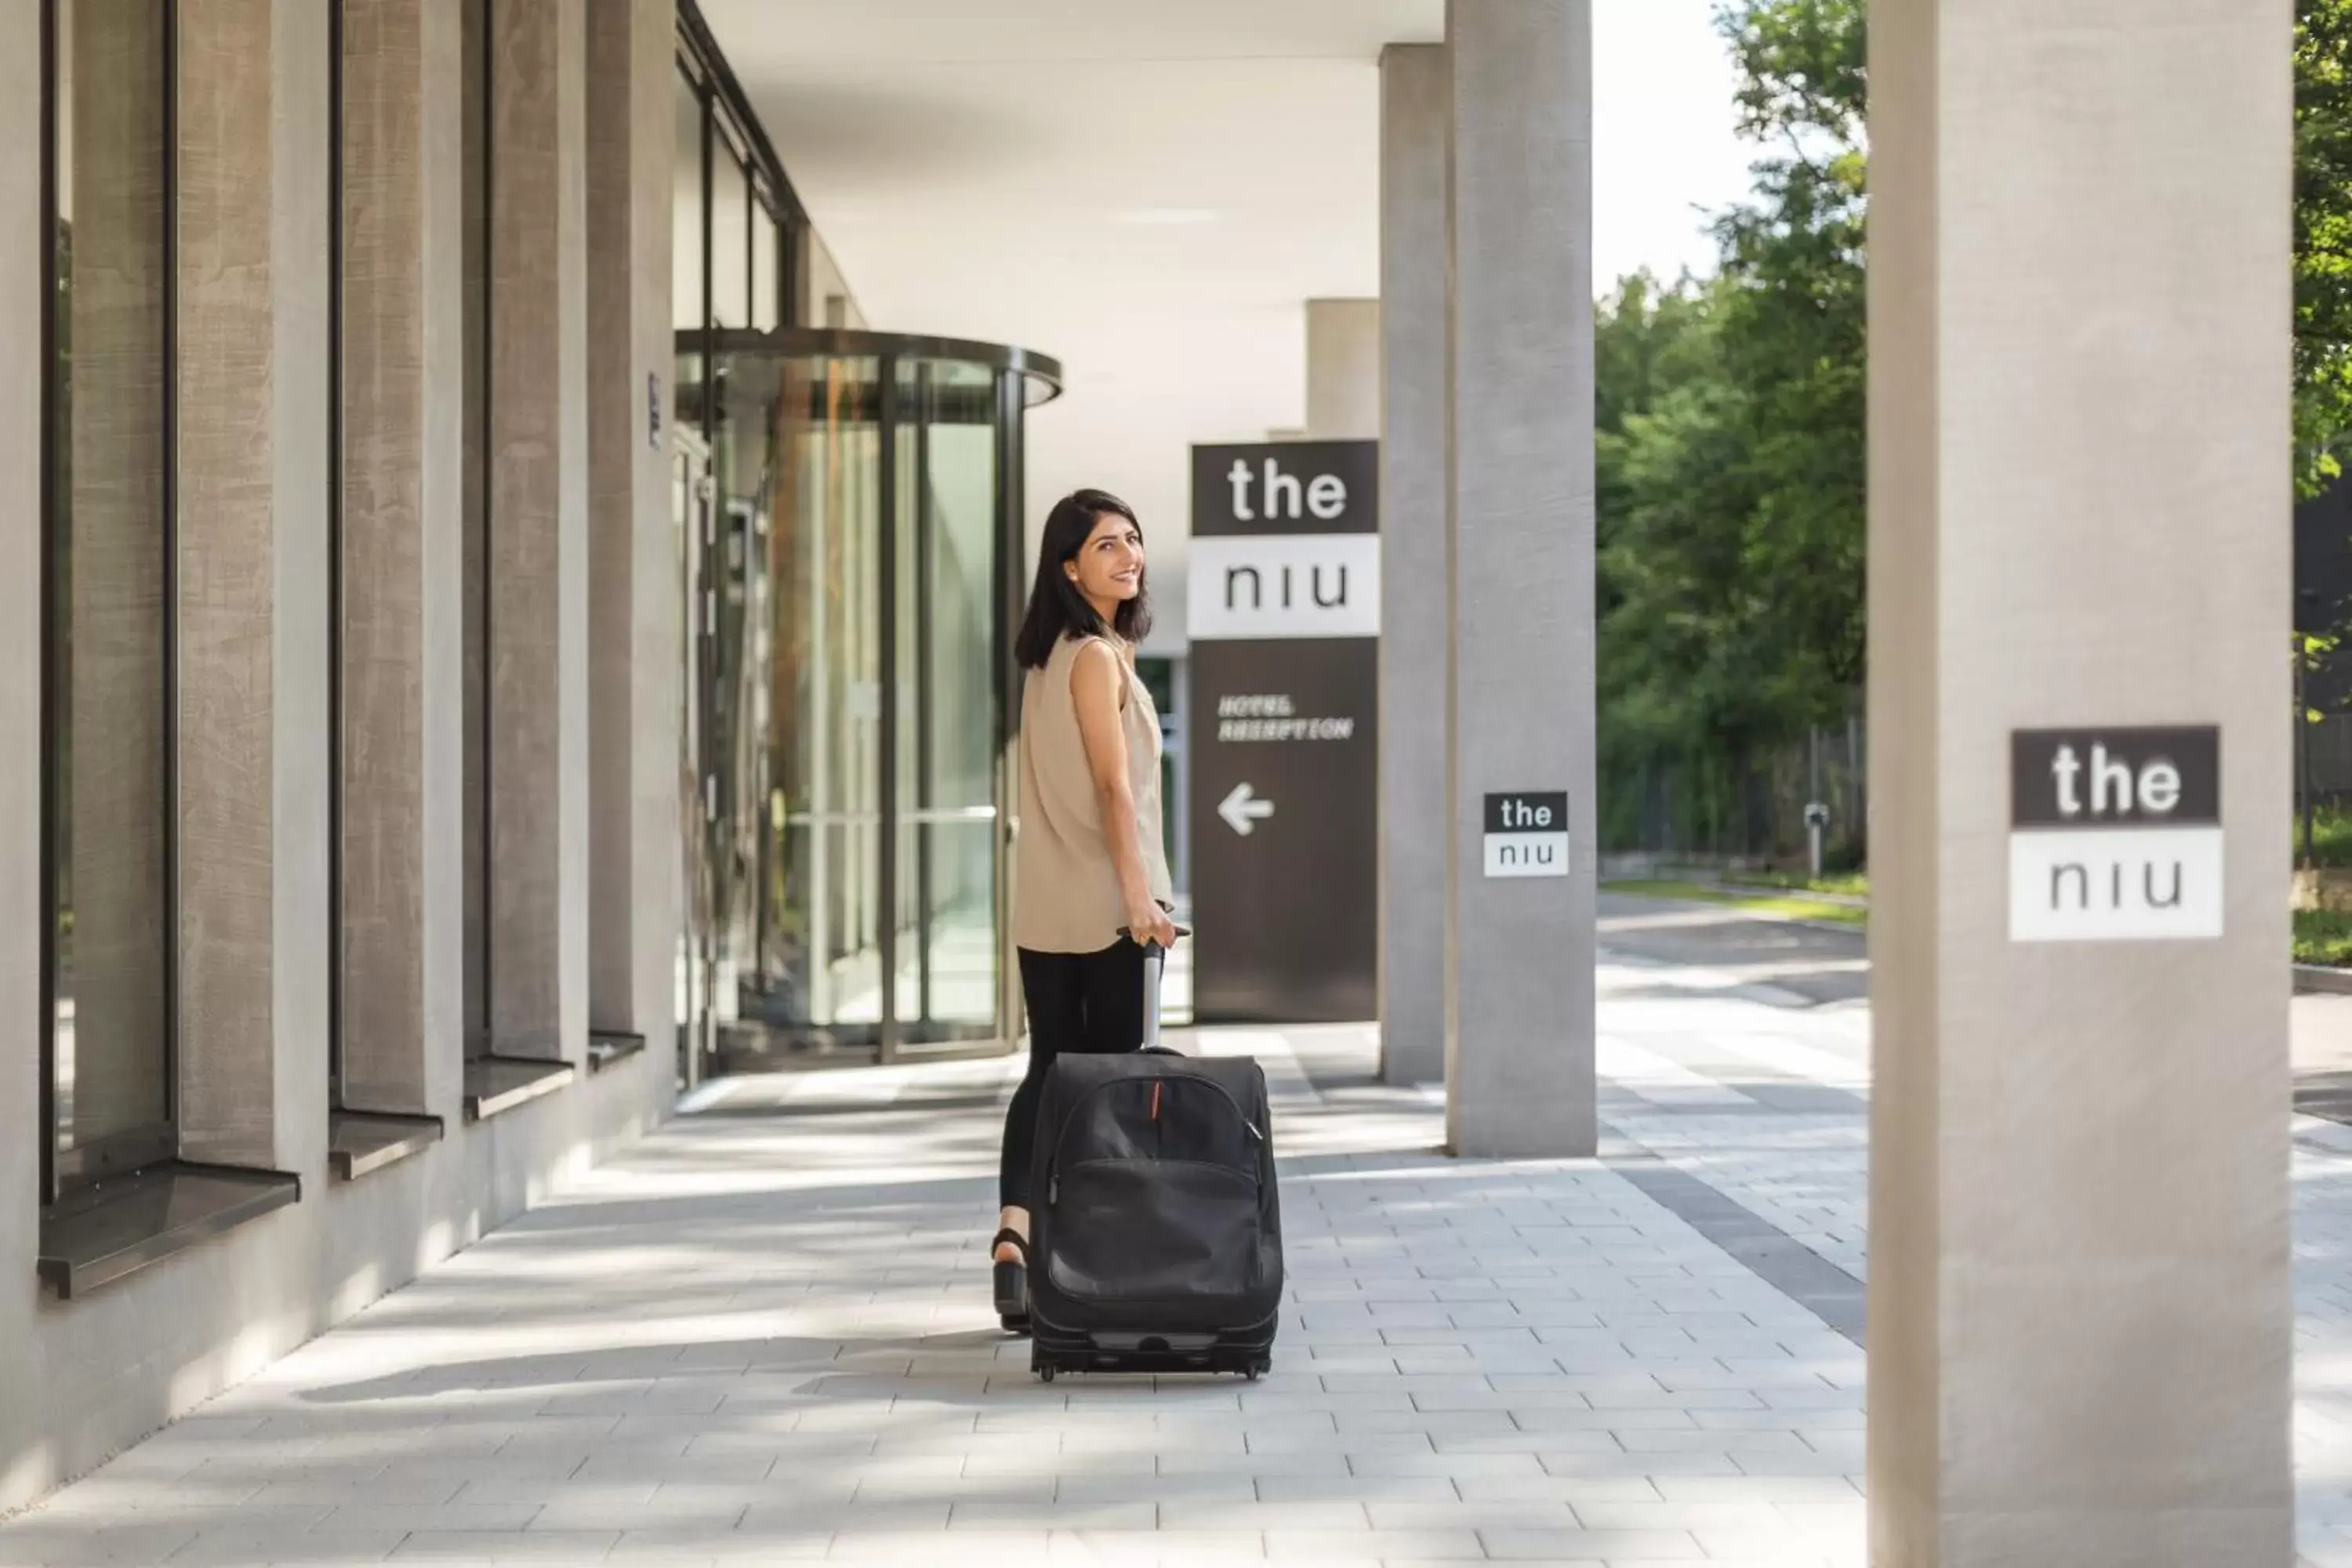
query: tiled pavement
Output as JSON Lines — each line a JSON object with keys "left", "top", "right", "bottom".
{"left": 5, "top": 902, "right": 2351, "bottom": 1566}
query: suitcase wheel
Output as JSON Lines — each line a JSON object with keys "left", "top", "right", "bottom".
{"left": 1037, "top": 1365, "right": 1058, "bottom": 1384}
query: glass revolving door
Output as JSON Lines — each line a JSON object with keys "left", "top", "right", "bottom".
{"left": 675, "top": 328, "right": 1058, "bottom": 1073}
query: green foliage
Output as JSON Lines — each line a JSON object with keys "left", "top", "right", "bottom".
{"left": 1724, "top": 869, "right": 1871, "bottom": 898}
{"left": 1601, "top": 0, "right": 2352, "bottom": 858}
{"left": 2296, "top": 907, "right": 2352, "bottom": 965}
{"left": 1602, "top": 878, "right": 1868, "bottom": 928}
{"left": 2296, "top": 804, "right": 2352, "bottom": 867}
{"left": 2300, "top": 0, "right": 2352, "bottom": 497}
{"left": 1596, "top": 0, "right": 1865, "bottom": 853}
{"left": 2306, "top": 630, "right": 2345, "bottom": 722}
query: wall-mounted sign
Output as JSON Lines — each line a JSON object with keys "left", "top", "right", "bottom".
{"left": 2009, "top": 726, "right": 2222, "bottom": 942}
{"left": 1484, "top": 792, "right": 1570, "bottom": 878}
{"left": 1189, "top": 439, "right": 1379, "bottom": 1022}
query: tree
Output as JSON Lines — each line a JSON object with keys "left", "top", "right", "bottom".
{"left": 1593, "top": 1, "right": 1866, "bottom": 854}
{"left": 1599, "top": 0, "right": 2352, "bottom": 855}
{"left": 2300, "top": 0, "right": 2352, "bottom": 498}
{"left": 1709, "top": 0, "right": 1867, "bottom": 715}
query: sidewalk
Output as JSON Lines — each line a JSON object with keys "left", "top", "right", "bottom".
{"left": 4, "top": 924, "right": 2350, "bottom": 1565}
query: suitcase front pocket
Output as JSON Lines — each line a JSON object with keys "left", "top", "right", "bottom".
{"left": 1044, "top": 1158, "right": 1262, "bottom": 1303}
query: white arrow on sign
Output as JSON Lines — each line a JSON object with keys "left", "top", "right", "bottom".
{"left": 1218, "top": 782, "right": 1276, "bottom": 837}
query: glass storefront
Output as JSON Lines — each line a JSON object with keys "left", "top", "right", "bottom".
{"left": 671, "top": 11, "right": 1056, "bottom": 1078}
{"left": 675, "top": 331, "right": 1059, "bottom": 1073}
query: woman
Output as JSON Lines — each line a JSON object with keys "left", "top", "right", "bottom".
{"left": 992, "top": 488, "right": 1178, "bottom": 1330}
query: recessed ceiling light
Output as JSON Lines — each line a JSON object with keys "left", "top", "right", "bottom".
{"left": 1115, "top": 207, "right": 1222, "bottom": 227}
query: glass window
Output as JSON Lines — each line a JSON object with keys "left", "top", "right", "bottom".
{"left": 751, "top": 198, "right": 779, "bottom": 331}
{"left": 673, "top": 65, "right": 704, "bottom": 335}
{"left": 45, "top": 0, "right": 177, "bottom": 1194}
{"left": 897, "top": 361, "right": 1002, "bottom": 1041}
{"left": 460, "top": 0, "right": 490, "bottom": 1056}
{"left": 710, "top": 135, "right": 750, "bottom": 330}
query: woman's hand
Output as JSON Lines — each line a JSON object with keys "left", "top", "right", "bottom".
{"left": 1126, "top": 900, "right": 1178, "bottom": 952}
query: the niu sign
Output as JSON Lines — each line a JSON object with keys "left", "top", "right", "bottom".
{"left": 1187, "top": 455, "right": 1381, "bottom": 640}
{"left": 1188, "top": 534, "right": 1381, "bottom": 640}
{"left": 1484, "top": 792, "right": 1569, "bottom": 879}
{"left": 2009, "top": 726, "right": 2223, "bottom": 942}
{"left": 1188, "top": 440, "right": 1379, "bottom": 1022}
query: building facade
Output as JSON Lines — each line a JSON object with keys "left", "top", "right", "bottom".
{"left": 0, "top": 0, "right": 1058, "bottom": 1511}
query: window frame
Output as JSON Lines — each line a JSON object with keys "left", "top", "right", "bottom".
{"left": 676, "top": 0, "right": 804, "bottom": 336}
{"left": 38, "top": 0, "right": 184, "bottom": 1204}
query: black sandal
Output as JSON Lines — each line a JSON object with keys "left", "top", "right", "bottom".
{"left": 991, "top": 1229, "right": 1030, "bottom": 1332}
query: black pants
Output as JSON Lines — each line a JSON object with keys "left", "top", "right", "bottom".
{"left": 1001, "top": 940, "right": 1146, "bottom": 1208}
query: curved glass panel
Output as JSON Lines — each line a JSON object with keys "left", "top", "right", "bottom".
{"left": 898, "top": 358, "right": 1002, "bottom": 1042}
{"left": 676, "top": 330, "right": 1057, "bottom": 1070}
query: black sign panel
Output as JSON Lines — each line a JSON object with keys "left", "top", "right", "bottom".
{"left": 1189, "top": 440, "right": 1379, "bottom": 1024}
{"left": 2011, "top": 727, "right": 2220, "bottom": 828}
{"left": 1193, "top": 439, "right": 1375, "bottom": 537}
{"left": 1484, "top": 792, "right": 1568, "bottom": 833}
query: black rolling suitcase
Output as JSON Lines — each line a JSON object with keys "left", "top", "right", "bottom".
{"left": 1028, "top": 937, "right": 1283, "bottom": 1381}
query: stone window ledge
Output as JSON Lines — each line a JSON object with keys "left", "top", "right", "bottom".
{"left": 588, "top": 1031, "right": 647, "bottom": 1073}
{"left": 328, "top": 1112, "right": 445, "bottom": 1182}
{"left": 462, "top": 1054, "right": 575, "bottom": 1123}
{"left": 38, "top": 1163, "right": 302, "bottom": 1301}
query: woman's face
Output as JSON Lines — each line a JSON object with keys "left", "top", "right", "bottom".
{"left": 1065, "top": 510, "right": 1145, "bottom": 605}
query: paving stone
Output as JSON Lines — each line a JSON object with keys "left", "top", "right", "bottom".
{"left": 387, "top": 1531, "right": 622, "bottom": 1560}
{"left": 158, "top": 1530, "right": 412, "bottom": 1565}
{"left": 1479, "top": 1526, "right": 1707, "bottom": 1559}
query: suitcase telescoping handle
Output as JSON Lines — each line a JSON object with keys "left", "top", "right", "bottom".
{"left": 1116, "top": 924, "right": 1190, "bottom": 1051}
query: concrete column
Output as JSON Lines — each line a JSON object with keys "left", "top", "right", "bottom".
{"left": 342, "top": 0, "right": 467, "bottom": 1116}
{"left": 1306, "top": 299, "right": 1381, "bottom": 441}
{"left": 1, "top": 0, "right": 44, "bottom": 1442}
{"left": 1441, "top": 0, "right": 1595, "bottom": 1157}
{"left": 1867, "top": 2, "right": 2292, "bottom": 1561}
{"left": 585, "top": 0, "right": 676, "bottom": 1044}
{"left": 175, "top": 0, "right": 332, "bottom": 1169}
{"left": 178, "top": 0, "right": 332, "bottom": 1169}
{"left": 1377, "top": 43, "right": 1447, "bottom": 1087}
{"left": 488, "top": 0, "right": 589, "bottom": 1063}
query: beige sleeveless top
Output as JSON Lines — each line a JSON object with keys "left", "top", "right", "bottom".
{"left": 1013, "top": 635, "right": 1174, "bottom": 953}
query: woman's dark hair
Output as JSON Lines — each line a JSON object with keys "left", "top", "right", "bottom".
{"left": 1014, "top": 488, "right": 1153, "bottom": 669}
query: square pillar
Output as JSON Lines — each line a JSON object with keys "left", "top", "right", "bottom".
{"left": 1306, "top": 298, "right": 1381, "bottom": 442}
{"left": 1868, "top": 0, "right": 2292, "bottom": 1559}
{"left": 1, "top": 0, "right": 43, "bottom": 1401}
{"left": 1377, "top": 42, "right": 1448, "bottom": 1086}
{"left": 1441, "top": 0, "right": 1596, "bottom": 1156}
{"left": 176, "top": 0, "right": 332, "bottom": 1169}
{"left": 488, "top": 0, "right": 588, "bottom": 1063}
{"left": 341, "top": 0, "right": 467, "bottom": 1116}
{"left": 585, "top": 0, "right": 676, "bottom": 1044}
